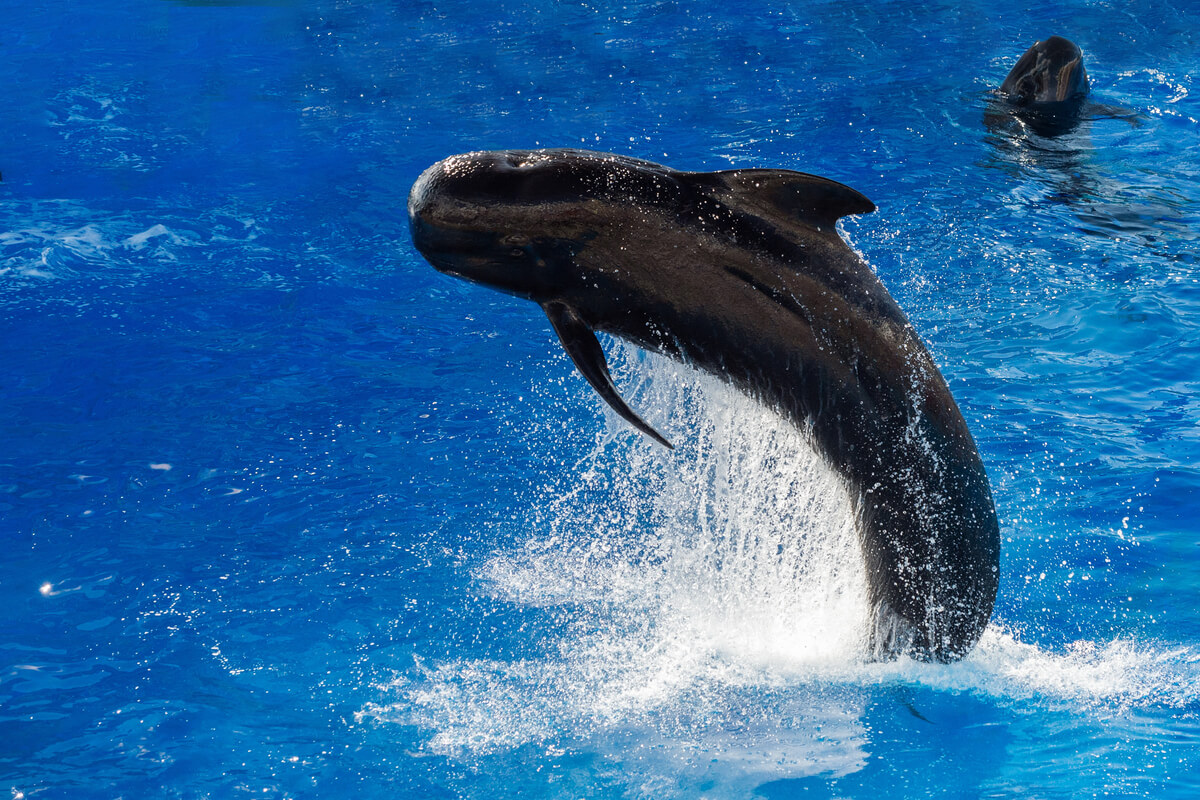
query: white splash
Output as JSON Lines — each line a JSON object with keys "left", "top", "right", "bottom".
{"left": 484, "top": 342, "right": 870, "bottom": 669}
{"left": 370, "top": 343, "right": 1200, "bottom": 769}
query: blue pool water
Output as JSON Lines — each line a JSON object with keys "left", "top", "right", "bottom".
{"left": 3, "top": 0, "right": 1200, "bottom": 796}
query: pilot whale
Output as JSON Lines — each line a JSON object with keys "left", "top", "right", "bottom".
{"left": 408, "top": 149, "right": 1000, "bottom": 662}
{"left": 1000, "top": 36, "right": 1089, "bottom": 109}
{"left": 992, "top": 36, "right": 1091, "bottom": 137}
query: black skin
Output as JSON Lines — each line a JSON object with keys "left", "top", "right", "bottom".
{"left": 995, "top": 35, "right": 1090, "bottom": 137}
{"left": 409, "top": 149, "right": 1000, "bottom": 662}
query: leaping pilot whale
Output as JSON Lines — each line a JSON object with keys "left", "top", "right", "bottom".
{"left": 408, "top": 149, "right": 1000, "bottom": 662}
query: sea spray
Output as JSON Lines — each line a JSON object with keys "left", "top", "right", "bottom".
{"left": 370, "top": 343, "right": 1200, "bottom": 763}
{"left": 373, "top": 344, "right": 873, "bottom": 751}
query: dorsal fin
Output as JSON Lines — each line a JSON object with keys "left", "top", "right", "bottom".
{"left": 683, "top": 168, "right": 875, "bottom": 232}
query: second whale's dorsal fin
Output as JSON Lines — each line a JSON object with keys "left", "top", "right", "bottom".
{"left": 542, "top": 300, "right": 673, "bottom": 450}
{"left": 685, "top": 168, "right": 876, "bottom": 232}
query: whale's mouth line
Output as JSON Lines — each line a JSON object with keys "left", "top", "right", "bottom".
{"left": 418, "top": 252, "right": 460, "bottom": 274}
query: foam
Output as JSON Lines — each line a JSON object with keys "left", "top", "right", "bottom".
{"left": 368, "top": 344, "right": 1200, "bottom": 762}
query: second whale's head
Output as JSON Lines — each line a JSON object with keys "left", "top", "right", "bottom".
{"left": 988, "top": 36, "right": 1091, "bottom": 138}
{"left": 408, "top": 149, "right": 682, "bottom": 302}
{"left": 999, "top": 35, "right": 1089, "bottom": 110}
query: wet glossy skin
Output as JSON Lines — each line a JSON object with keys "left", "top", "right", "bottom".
{"left": 996, "top": 35, "right": 1090, "bottom": 136}
{"left": 409, "top": 149, "right": 1000, "bottom": 662}
{"left": 1000, "top": 35, "right": 1089, "bottom": 107}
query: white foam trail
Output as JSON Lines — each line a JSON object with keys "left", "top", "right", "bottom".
{"left": 371, "top": 344, "right": 1200, "bottom": 763}
{"left": 920, "top": 627, "right": 1200, "bottom": 709}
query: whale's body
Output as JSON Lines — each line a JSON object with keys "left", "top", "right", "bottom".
{"left": 409, "top": 149, "right": 999, "bottom": 662}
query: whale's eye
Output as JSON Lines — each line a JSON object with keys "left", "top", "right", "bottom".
{"left": 502, "top": 234, "right": 531, "bottom": 260}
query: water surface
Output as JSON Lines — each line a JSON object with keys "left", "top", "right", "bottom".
{"left": 3, "top": 1, "right": 1199, "bottom": 797}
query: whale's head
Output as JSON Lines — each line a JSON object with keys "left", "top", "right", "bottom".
{"left": 408, "top": 149, "right": 681, "bottom": 301}
{"left": 1000, "top": 35, "right": 1089, "bottom": 109}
